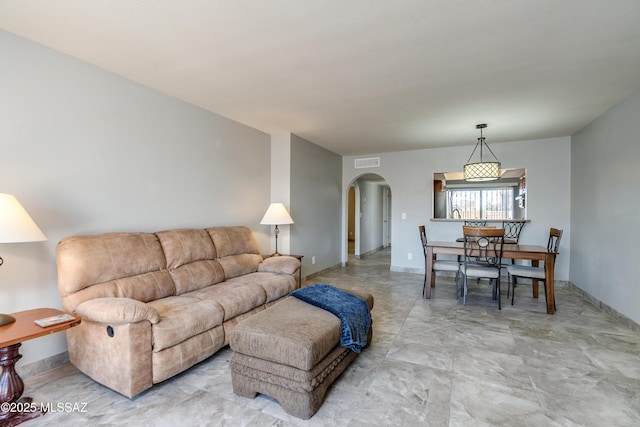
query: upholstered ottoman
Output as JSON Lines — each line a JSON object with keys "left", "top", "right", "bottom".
{"left": 228, "top": 287, "right": 373, "bottom": 419}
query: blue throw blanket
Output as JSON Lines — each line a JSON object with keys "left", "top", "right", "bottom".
{"left": 290, "top": 283, "right": 371, "bottom": 353}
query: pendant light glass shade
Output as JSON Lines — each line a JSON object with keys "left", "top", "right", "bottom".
{"left": 464, "top": 124, "right": 501, "bottom": 181}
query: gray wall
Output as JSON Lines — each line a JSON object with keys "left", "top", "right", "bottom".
{"left": 1, "top": 30, "right": 272, "bottom": 366}
{"left": 290, "top": 134, "right": 342, "bottom": 277}
{"left": 571, "top": 89, "right": 640, "bottom": 324}
{"left": 343, "top": 137, "right": 572, "bottom": 280}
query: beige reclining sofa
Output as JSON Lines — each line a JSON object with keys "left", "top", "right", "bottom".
{"left": 56, "top": 226, "right": 300, "bottom": 398}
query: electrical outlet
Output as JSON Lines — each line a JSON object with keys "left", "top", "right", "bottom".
{"left": 312, "top": 256, "right": 316, "bottom": 264}
{"left": 408, "top": 252, "right": 412, "bottom": 260}
{"left": 402, "top": 212, "right": 407, "bottom": 220}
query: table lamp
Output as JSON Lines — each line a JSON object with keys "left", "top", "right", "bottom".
{"left": 0, "top": 193, "right": 47, "bottom": 326}
{"left": 260, "top": 203, "right": 294, "bottom": 256}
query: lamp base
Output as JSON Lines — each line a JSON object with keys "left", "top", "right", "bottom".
{"left": 0, "top": 313, "right": 16, "bottom": 327}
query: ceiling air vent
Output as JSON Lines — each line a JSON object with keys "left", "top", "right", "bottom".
{"left": 354, "top": 157, "right": 380, "bottom": 169}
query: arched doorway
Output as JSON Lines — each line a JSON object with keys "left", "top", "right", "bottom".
{"left": 346, "top": 173, "right": 391, "bottom": 263}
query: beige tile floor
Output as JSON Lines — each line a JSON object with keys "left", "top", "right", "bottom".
{"left": 19, "top": 248, "right": 640, "bottom": 426}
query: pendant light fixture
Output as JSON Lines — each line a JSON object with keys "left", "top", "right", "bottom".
{"left": 463, "top": 124, "right": 501, "bottom": 181}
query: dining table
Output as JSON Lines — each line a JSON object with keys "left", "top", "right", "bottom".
{"left": 425, "top": 241, "right": 557, "bottom": 314}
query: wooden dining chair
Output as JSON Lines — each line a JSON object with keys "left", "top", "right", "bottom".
{"left": 506, "top": 227, "right": 563, "bottom": 308}
{"left": 500, "top": 220, "right": 526, "bottom": 270}
{"left": 460, "top": 226, "right": 505, "bottom": 309}
{"left": 455, "top": 223, "right": 495, "bottom": 242}
{"left": 456, "top": 224, "right": 498, "bottom": 279}
{"left": 464, "top": 220, "right": 487, "bottom": 227}
{"left": 419, "top": 225, "right": 460, "bottom": 297}
{"left": 501, "top": 220, "right": 526, "bottom": 244}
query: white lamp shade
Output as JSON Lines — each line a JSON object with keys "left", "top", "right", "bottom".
{"left": 0, "top": 193, "right": 47, "bottom": 243}
{"left": 260, "top": 203, "right": 294, "bottom": 225}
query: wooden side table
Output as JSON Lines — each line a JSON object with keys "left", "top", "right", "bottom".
{"left": 0, "top": 308, "right": 80, "bottom": 426}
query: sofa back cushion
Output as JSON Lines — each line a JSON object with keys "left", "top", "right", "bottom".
{"left": 207, "top": 226, "right": 262, "bottom": 279}
{"left": 56, "top": 232, "right": 175, "bottom": 312}
{"left": 156, "top": 228, "right": 225, "bottom": 294}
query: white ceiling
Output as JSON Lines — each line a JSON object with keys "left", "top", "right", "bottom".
{"left": 1, "top": 1, "right": 639, "bottom": 156}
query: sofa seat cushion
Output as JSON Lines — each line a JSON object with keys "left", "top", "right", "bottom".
{"left": 225, "top": 272, "right": 297, "bottom": 303}
{"left": 148, "top": 295, "right": 225, "bottom": 352}
{"left": 190, "top": 282, "right": 267, "bottom": 321}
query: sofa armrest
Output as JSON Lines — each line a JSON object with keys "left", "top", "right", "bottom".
{"left": 258, "top": 256, "right": 301, "bottom": 275}
{"left": 75, "top": 297, "right": 160, "bottom": 325}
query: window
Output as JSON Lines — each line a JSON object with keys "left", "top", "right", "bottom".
{"left": 447, "top": 187, "right": 515, "bottom": 220}
{"left": 433, "top": 168, "right": 526, "bottom": 220}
